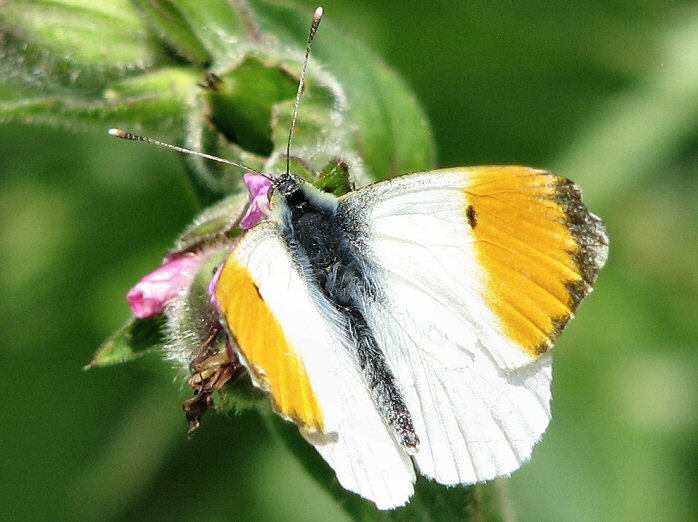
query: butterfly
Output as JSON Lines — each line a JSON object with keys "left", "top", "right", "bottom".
{"left": 210, "top": 164, "right": 608, "bottom": 509}
{"left": 111, "top": 6, "right": 608, "bottom": 510}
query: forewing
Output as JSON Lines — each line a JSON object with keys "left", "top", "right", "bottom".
{"left": 339, "top": 166, "right": 607, "bottom": 484}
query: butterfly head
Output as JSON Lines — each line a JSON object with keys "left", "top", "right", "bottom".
{"left": 272, "top": 172, "right": 303, "bottom": 199}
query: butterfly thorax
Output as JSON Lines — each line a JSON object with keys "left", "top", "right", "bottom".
{"left": 277, "top": 178, "right": 342, "bottom": 273}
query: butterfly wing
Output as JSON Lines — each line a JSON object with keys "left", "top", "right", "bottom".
{"left": 338, "top": 166, "right": 607, "bottom": 485}
{"left": 213, "top": 222, "right": 415, "bottom": 508}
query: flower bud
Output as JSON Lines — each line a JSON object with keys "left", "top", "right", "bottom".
{"left": 127, "top": 255, "right": 203, "bottom": 318}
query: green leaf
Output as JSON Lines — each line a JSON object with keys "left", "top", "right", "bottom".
{"left": 131, "top": 0, "right": 211, "bottom": 65}
{"left": 134, "top": 0, "right": 251, "bottom": 66}
{"left": 0, "top": 67, "right": 198, "bottom": 133}
{"left": 0, "top": 0, "right": 157, "bottom": 88}
{"left": 206, "top": 58, "right": 298, "bottom": 155}
{"left": 179, "top": 108, "right": 264, "bottom": 202}
{"left": 316, "top": 160, "right": 352, "bottom": 196}
{"left": 169, "top": 191, "right": 249, "bottom": 254}
{"left": 87, "top": 315, "right": 166, "bottom": 368}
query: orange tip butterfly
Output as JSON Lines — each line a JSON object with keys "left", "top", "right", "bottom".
{"left": 111, "top": 6, "right": 608, "bottom": 510}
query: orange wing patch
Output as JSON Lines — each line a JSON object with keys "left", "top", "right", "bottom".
{"left": 466, "top": 166, "right": 607, "bottom": 356}
{"left": 215, "top": 258, "right": 324, "bottom": 431}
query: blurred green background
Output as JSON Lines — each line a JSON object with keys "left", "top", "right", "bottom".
{"left": 1, "top": 0, "right": 697, "bottom": 520}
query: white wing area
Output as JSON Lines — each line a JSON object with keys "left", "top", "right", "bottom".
{"left": 341, "top": 170, "right": 553, "bottom": 485}
{"left": 369, "top": 294, "right": 551, "bottom": 484}
{"left": 232, "top": 224, "right": 416, "bottom": 509}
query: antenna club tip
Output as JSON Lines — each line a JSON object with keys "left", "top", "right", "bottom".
{"left": 313, "top": 7, "right": 323, "bottom": 20}
{"left": 108, "top": 128, "right": 128, "bottom": 138}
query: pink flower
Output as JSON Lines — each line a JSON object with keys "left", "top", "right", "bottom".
{"left": 240, "top": 173, "right": 272, "bottom": 229}
{"left": 127, "top": 255, "right": 202, "bottom": 318}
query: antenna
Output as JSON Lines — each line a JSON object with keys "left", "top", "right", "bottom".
{"left": 108, "top": 7, "right": 324, "bottom": 181}
{"left": 285, "top": 6, "right": 324, "bottom": 176}
{"left": 107, "top": 128, "right": 268, "bottom": 178}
